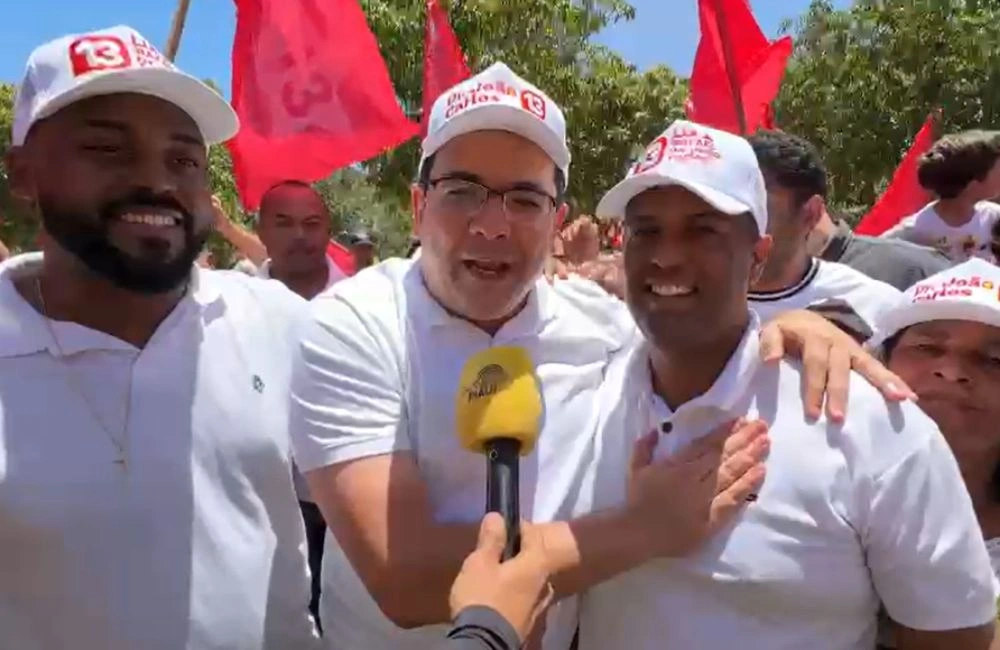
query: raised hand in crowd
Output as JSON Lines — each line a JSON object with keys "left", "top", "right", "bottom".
{"left": 211, "top": 194, "right": 269, "bottom": 265}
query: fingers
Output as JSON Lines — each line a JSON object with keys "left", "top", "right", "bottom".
{"left": 630, "top": 429, "right": 658, "bottom": 475}
{"left": 474, "top": 512, "right": 508, "bottom": 562}
{"left": 823, "top": 344, "right": 853, "bottom": 423}
{"left": 715, "top": 430, "right": 769, "bottom": 494}
{"left": 758, "top": 323, "right": 787, "bottom": 364}
{"left": 709, "top": 463, "right": 767, "bottom": 529}
{"left": 851, "top": 349, "right": 918, "bottom": 403}
{"left": 799, "top": 333, "right": 829, "bottom": 421}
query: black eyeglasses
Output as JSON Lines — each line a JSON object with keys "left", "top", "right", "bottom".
{"left": 427, "top": 177, "right": 558, "bottom": 220}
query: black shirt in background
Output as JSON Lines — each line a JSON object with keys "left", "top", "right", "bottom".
{"left": 441, "top": 606, "right": 522, "bottom": 650}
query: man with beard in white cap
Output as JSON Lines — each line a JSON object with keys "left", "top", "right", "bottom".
{"left": 0, "top": 27, "right": 318, "bottom": 649}
{"left": 287, "top": 63, "right": 915, "bottom": 650}
{"left": 575, "top": 120, "right": 997, "bottom": 650}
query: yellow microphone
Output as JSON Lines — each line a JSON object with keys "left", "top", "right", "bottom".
{"left": 455, "top": 346, "right": 542, "bottom": 559}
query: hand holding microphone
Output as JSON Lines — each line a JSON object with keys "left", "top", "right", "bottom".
{"left": 455, "top": 346, "right": 542, "bottom": 560}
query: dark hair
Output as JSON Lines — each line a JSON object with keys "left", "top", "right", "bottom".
{"left": 883, "top": 328, "right": 1000, "bottom": 502}
{"left": 747, "top": 130, "right": 828, "bottom": 206}
{"left": 917, "top": 130, "right": 1000, "bottom": 199}
{"left": 418, "top": 152, "right": 567, "bottom": 201}
{"left": 406, "top": 237, "right": 421, "bottom": 258}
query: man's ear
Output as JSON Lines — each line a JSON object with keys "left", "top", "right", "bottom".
{"left": 411, "top": 183, "right": 426, "bottom": 237}
{"left": 750, "top": 234, "right": 774, "bottom": 285}
{"left": 801, "top": 195, "right": 825, "bottom": 233}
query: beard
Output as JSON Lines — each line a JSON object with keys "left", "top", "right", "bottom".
{"left": 39, "top": 191, "right": 209, "bottom": 295}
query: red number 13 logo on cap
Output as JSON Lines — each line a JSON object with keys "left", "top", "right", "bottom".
{"left": 70, "top": 36, "right": 132, "bottom": 77}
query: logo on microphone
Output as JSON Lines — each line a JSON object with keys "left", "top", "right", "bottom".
{"left": 465, "top": 364, "right": 511, "bottom": 402}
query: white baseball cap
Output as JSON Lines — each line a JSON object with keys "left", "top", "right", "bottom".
{"left": 871, "top": 258, "right": 1000, "bottom": 347}
{"left": 420, "top": 62, "right": 570, "bottom": 180}
{"left": 12, "top": 25, "right": 238, "bottom": 146}
{"left": 596, "top": 120, "right": 768, "bottom": 235}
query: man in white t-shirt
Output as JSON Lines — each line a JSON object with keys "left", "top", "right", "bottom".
{"left": 883, "top": 130, "right": 1000, "bottom": 264}
{"left": 0, "top": 26, "right": 319, "bottom": 649}
{"left": 576, "top": 119, "right": 998, "bottom": 650}
{"left": 746, "top": 130, "right": 902, "bottom": 341}
{"left": 254, "top": 178, "right": 348, "bottom": 630}
{"left": 286, "top": 64, "right": 909, "bottom": 650}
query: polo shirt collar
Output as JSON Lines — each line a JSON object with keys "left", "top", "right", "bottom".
{"left": 257, "top": 257, "right": 345, "bottom": 291}
{"left": 405, "top": 260, "right": 557, "bottom": 340}
{"left": 0, "top": 252, "right": 220, "bottom": 358}
{"left": 629, "top": 312, "right": 762, "bottom": 432}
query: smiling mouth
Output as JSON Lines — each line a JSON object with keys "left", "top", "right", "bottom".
{"left": 117, "top": 212, "right": 182, "bottom": 228}
{"left": 647, "top": 282, "right": 696, "bottom": 298}
{"left": 463, "top": 259, "right": 511, "bottom": 279}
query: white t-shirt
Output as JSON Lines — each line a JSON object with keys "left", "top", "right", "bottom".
{"left": 882, "top": 201, "right": 1000, "bottom": 264}
{"left": 257, "top": 256, "right": 347, "bottom": 503}
{"left": 288, "top": 258, "right": 634, "bottom": 650}
{"left": 576, "top": 316, "right": 999, "bottom": 650}
{"left": 0, "top": 254, "right": 319, "bottom": 649}
{"left": 750, "top": 258, "right": 902, "bottom": 342}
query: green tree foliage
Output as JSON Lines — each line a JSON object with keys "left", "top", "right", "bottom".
{"left": 775, "top": 0, "right": 1000, "bottom": 220}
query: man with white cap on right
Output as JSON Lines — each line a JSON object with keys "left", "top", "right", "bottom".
{"left": 576, "top": 120, "right": 998, "bottom": 649}
{"left": 286, "top": 64, "right": 904, "bottom": 650}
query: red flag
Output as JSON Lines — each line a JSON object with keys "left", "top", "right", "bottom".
{"left": 686, "top": 0, "right": 792, "bottom": 134}
{"left": 327, "top": 240, "right": 357, "bottom": 276}
{"left": 854, "top": 112, "right": 938, "bottom": 236}
{"left": 422, "top": 0, "right": 471, "bottom": 136}
{"left": 229, "top": 0, "right": 419, "bottom": 210}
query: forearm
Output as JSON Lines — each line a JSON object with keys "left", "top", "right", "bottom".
{"left": 217, "top": 219, "right": 268, "bottom": 264}
{"left": 353, "top": 507, "right": 652, "bottom": 627}
{"left": 894, "top": 623, "right": 995, "bottom": 650}
{"left": 541, "top": 507, "right": 655, "bottom": 597}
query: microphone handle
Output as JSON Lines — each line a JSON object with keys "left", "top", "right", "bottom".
{"left": 485, "top": 437, "right": 521, "bottom": 561}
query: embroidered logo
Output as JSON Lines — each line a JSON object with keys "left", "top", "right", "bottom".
{"left": 252, "top": 375, "right": 265, "bottom": 393}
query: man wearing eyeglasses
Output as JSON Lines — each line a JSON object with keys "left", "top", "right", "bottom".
{"left": 286, "top": 63, "right": 911, "bottom": 650}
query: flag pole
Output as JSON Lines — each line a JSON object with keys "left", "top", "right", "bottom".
{"left": 713, "top": 0, "right": 747, "bottom": 135}
{"left": 165, "top": 0, "right": 193, "bottom": 61}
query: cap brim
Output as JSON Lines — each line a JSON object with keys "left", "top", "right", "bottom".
{"left": 35, "top": 67, "right": 238, "bottom": 145}
{"left": 870, "top": 299, "right": 1000, "bottom": 348}
{"left": 596, "top": 172, "right": 750, "bottom": 219}
{"left": 421, "top": 104, "right": 570, "bottom": 177}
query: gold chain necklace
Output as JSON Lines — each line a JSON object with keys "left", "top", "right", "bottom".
{"left": 35, "top": 275, "right": 136, "bottom": 472}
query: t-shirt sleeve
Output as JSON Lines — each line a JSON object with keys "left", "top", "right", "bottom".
{"left": 288, "top": 292, "right": 410, "bottom": 472}
{"left": 861, "top": 425, "right": 999, "bottom": 631}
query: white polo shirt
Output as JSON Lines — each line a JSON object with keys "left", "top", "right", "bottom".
{"left": 576, "top": 314, "right": 998, "bottom": 650}
{"left": 0, "top": 254, "right": 319, "bottom": 650}
{"left": 750, "top": 258, "right": 901, "bottom": 342}
{"left": 258, "top": 256, "right": 347, "bottom": 503}
{"left": 288, "top": 258, "right": 633, "bottom": 650}
{"left": 256, "top": 256, "right": 347, "bottom": 291}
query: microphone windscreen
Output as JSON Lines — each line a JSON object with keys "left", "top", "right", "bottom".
{"left": 455, "top": 346, "right": 542, "bottom": 456}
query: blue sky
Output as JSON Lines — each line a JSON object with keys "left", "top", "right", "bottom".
{"left": 0, "top": 0, "right": 851, "bottom": 92}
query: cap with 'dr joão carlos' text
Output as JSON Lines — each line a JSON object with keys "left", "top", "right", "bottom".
{"left": 597, "top": 120, "right": 768, "bottom": 236}
{"left": 421, "top": 62, "right": 570, "bottom": 181}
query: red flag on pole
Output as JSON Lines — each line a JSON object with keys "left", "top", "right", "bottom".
{"left": 686, "top": 0, "right": 792, "bottom": 135}
{"left": 228, "top": 0, "right": 419, "bottom": 210}
{"left": 854, "top": 112, "right": 938, "bottom": 236}
{"left": 422, "top": 0, "right": 471, "bottom": 137}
